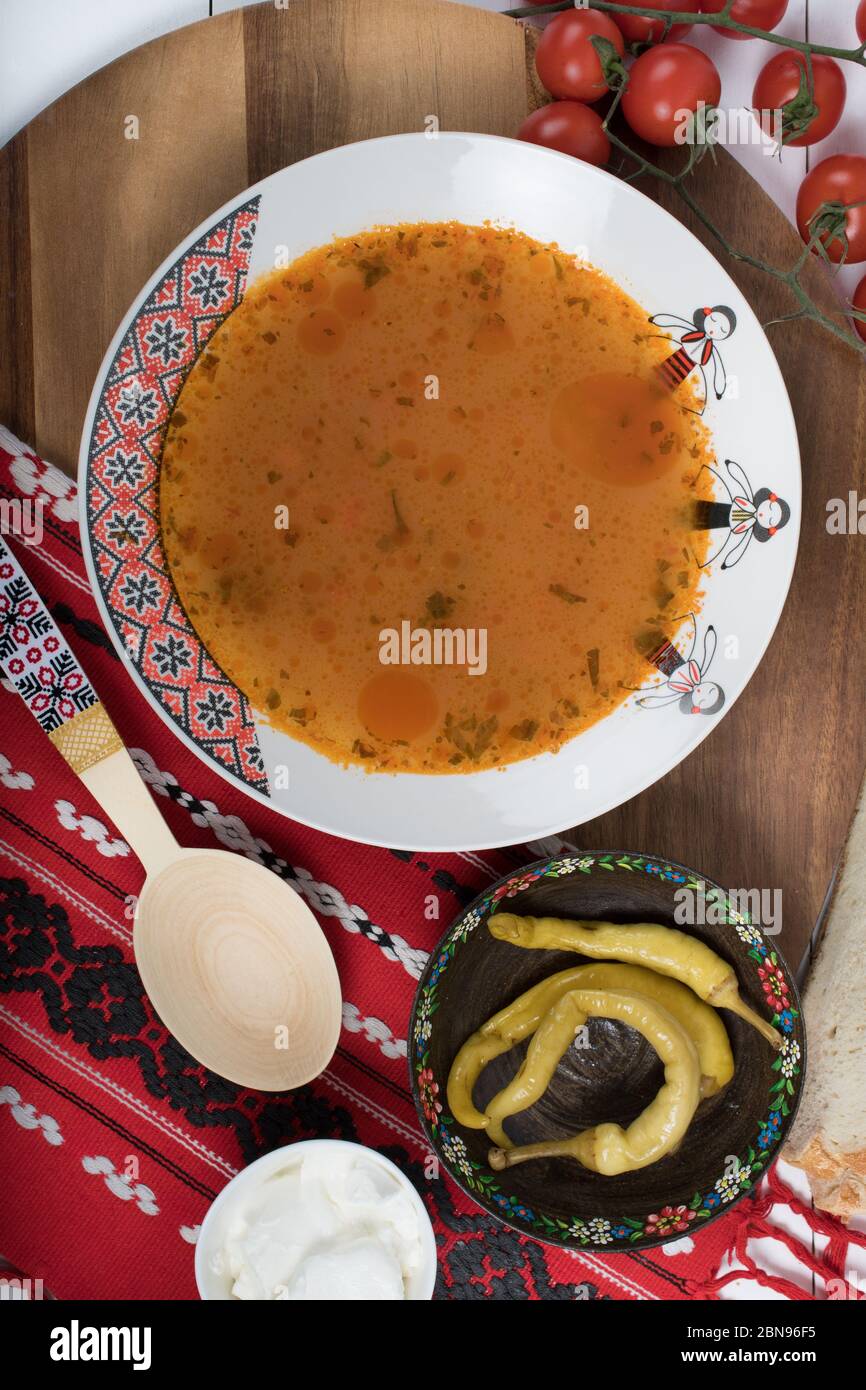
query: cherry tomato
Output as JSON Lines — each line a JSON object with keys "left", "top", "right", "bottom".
{"left": 535, "top": 9, "right": 626, "bottom": 103}
{"left": 796, "top": 155, "right": 866, "bottom": 264}
{"left": 621, "top": 43, "right": 722, "bottom": 148}
{"left": 853, "top": 274, "right": 866, "bottom": 344}
{"left": 700, "top": 0, "right": 789, "bottom": 39}
{"left": 517, "top": 102, "right": 610, "bottom": 167}
{"left": 753, "top": 51, "right": 846, "bottom": 148}
{"left": 614, "top": 0, "right": 701, "bottom": 45}
{"left": 858, "top": 0, "right": 866, "bottom": 44}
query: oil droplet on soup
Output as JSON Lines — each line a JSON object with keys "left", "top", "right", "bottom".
{"left": 358, "top": 670, "right": 439, "bottom": 743}
{"left": 551, "top": 373, "right": 687, "bottom": 487}
{"left": 161, "top": 222, "right": 714, "bottom": 774}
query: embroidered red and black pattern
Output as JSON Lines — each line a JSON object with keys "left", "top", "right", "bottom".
{"left": 84, "top": 199, "right": 268, "bottom": 795}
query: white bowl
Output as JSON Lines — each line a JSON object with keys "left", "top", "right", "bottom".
{"left": 80, "top": 132, "right": 800, "bottom": 851}
{"left": 194, "top": 1139, "right": 438, "bottom": 1301}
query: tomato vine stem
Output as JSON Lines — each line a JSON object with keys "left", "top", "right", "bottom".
{"left": 506, "top": 2, "right": 866, "bottom": 61}
{"left": 505, "top": 1, "right": 866, "bottom": 353}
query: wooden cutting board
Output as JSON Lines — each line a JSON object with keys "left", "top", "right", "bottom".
{"left": 1, "top": 0, "right": 864, "bottom": 969}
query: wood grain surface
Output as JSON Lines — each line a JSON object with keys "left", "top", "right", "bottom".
{"left": 1, "top": 0, "right": 863, "bottom": 969}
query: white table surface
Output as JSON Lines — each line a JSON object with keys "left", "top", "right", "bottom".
{"left": 1, "top": 0, "right": 864, "bottom": 1302}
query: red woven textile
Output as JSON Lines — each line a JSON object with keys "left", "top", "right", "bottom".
{"left": 0, "top": 431, "right": 850, "bottom": 1301}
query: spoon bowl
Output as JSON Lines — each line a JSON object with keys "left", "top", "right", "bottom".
{"left": 135, "top": 850, "right": 342, "bottom": 1091}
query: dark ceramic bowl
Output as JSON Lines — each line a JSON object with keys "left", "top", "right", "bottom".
{"left": 409, "top": 851, "right": 805, "bottom": 1252}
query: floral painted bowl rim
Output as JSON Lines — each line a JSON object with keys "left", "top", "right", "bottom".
{"left": 408, "top": 849, "right": 806, "bottom": 1253}
{"left": 78, "top": 131, "right": 801, "bottom": 851}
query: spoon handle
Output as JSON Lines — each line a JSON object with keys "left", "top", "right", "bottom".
{"left": 0, "top": 535, "right": 180, "bottom": 876}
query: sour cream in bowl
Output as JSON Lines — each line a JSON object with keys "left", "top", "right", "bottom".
{"left": 194, "top": 1140, "right": 437, "bottom": 1301}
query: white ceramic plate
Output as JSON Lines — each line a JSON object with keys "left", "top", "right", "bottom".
{"left": 80, "top": 132, "right": 800, "bottom": 851}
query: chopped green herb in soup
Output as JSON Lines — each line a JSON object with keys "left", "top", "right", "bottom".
{"left": 161, "top": 222, "right": 712, "bottom": 773}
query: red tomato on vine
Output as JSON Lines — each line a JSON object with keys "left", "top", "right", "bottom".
{"left": 700, "top": 0, "right": 789, "bottom": 39}
{"left": 796, "top": 156, "right": 866, "bottom": 265}
{"left": 753, "top": 51, "right": 846, "bottom": 148}
{"left": 517, "top": 102, "right": 610, "bottom": 168}
{"left": 858, "top": 0, "right": 866, "bottom": 44}
{"left": 613, "top": 0, "right": 701, "bottom": 45}
{"left": 535, "top": 9, "right": 625, "bottom": 103}
{"left": 853, "top": 274, "right": 866, "bottom": 344}
{"left": 621, "top": 43, "right": 722, "bottom": 148}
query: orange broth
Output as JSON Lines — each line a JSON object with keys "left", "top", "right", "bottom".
{"left": 160, "top": 222, "right": 713, "bottom": 773}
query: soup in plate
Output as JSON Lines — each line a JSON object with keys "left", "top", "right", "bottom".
{"left": 160, "top": 222, "right": 713, "bottom": 773}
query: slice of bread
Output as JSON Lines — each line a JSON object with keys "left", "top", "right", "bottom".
{"left": 785, "top": 788, "right": 866, "bottom": 1220}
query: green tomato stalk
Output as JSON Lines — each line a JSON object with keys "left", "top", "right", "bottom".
{"left": 507, "top": 1, "right": 866, "bottom": 355}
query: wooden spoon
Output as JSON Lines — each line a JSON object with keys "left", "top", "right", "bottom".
{"left": 0, "top": 536, "right": 342, "bottom": 1091}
